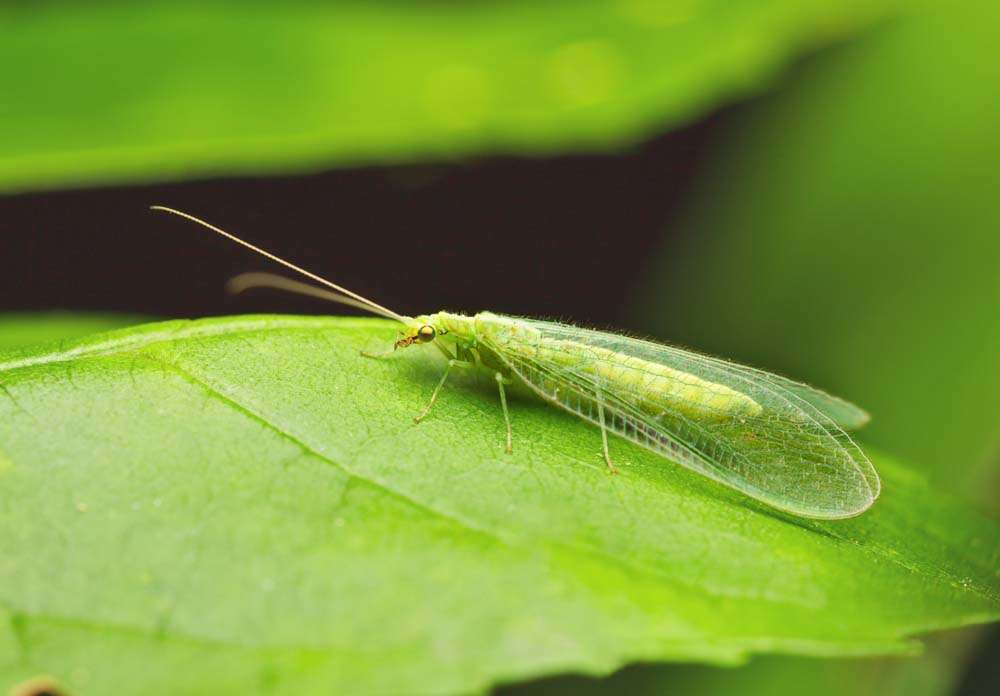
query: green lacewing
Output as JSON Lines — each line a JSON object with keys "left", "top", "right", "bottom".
{"left": 152, "top": 206, "right": 880, "bottom": 519}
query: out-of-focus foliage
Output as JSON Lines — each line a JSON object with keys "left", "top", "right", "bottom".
{"left": 635, "top": 1, "right": 1000, "bottom": 506}
{"left": 623, "top": 5, "right": 1000, "bottom": 696}
{"left": 0, "top": 313, "right": 146, "bottom": 352}
{"left": 0, "top": 0, "right": 896, "bottom": 192}
{"left": 501, "top": 632, "right": 971, "bottom": 696}
{"left": 1, "top": 316, "right": 997, "bottom": 695}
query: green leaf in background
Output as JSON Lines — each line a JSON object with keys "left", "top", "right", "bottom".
{"left": 1, "top": 317, "right": 996, "bottom": 695}
{"left": 634, "top": 1, "right": 1000, "bottom": 506}
{"left": 0, "top": 0, "right": 897, "bottom": 193}
{"left": 0, "top": 313, "right": 146, "bottom": 353}
{"left": 500, "top": 633, "right": 976, "bottom": 696}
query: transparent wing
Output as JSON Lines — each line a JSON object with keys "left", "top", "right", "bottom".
{"left": 480, "top": 315, "right": 879, "bottom": 519}
{"left": 656, "top": 346, "right": 870, "bottom": 431}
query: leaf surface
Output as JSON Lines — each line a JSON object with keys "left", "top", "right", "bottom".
{"left": 0, "top": 316, "right": 996, "bottom": 695}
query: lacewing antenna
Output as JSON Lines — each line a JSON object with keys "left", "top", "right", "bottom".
{"left": 227, "top": 272, "right": 381, "bottom": 315}
{"left": 150, "top": 206, "right": 408, "bottom": 323}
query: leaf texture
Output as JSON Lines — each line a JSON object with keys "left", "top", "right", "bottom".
{"left": 0, "top": 316, "right": 996, "bottom": 695}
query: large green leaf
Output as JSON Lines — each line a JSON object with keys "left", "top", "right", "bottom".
{"left": 0, "top": 0, "right": 896, "bottom": 192}
{"left": 1, "top": 316, "right": 996, "bottom": 695}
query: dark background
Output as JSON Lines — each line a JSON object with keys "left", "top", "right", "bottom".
{"left": 0, "top": 116, "right": 720, "bottom": 330}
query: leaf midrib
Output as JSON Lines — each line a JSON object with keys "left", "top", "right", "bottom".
{"left": 0, "top": 316, "right": 380, "bottom": 374}
{"left": 3, "top": 315, "right": 762, "bottom": 607}
{"left": 139, "top": 352, "right": 802, "bottom": 610}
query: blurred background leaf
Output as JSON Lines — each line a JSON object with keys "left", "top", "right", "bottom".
{"left": 500, "top": 631, "right": 981, "bottom": 696}
{"left": 634, "top": 0, "right": 1000, "bottom": 508}
{"left": 614, "top": 3, "right": 1000, "bottom": 696}
{"left": 0, "top": 0, "right": 895, "bottom": 193}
